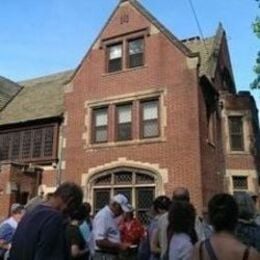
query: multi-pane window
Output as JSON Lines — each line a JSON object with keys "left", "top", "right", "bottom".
{"left": 141, "top": 99, "right": 159, "bottom": 138}
{"left": 107, "top": 43, "right": 122, "bottom": 73}
{"left": 116, "top": 104, "right": 132, "bottom": 141}
{"left": 128, "top": 38, "right": 144, "bottom": 68}
{"left": 93, "top": 169, "right": 155, "bottom": 224}
{"left": 228, "top": 116, "right": 244, "bottom": 151}
{"left": 232, "top": 176, "right": 248, "bottom": 191}
{"left": 91, "top": 98, "right": 161, "bottom": 144}
{"left": 93, "top": 107, "right": 108, "bottom": 143}
{"left": 0, "top": 125, "right": 56, "bottom": 162}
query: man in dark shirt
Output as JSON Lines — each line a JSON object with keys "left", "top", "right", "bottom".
{"left": 10, "top": 182, "right": 83, "bottom": 260}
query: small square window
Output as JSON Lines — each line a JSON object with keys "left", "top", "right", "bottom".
{"left": 107, "top": 43, "right": 122, "bottom": 72}
{"left": 128, "top": 38, "right": 144, "bottom": 68}
{"left": 232, "top": 176, "right": 248, "bottom": 190}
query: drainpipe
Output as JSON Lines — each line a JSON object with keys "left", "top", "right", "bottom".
{"left": 56, "top": 123, "right": 64, "bottom": 186}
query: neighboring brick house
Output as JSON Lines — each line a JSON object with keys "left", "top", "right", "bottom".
{"left": 0, "top": 0, "right": 259, "bottom": 220}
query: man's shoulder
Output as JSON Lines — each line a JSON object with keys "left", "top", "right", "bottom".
{"left": 0, "top": 222, "right": 13, "bottom": 235}
{"left": 24, "top": 205, "right": 63, "bottom": 225}
{"left": 94, "top": 206, "right": 110, "bottom": 219}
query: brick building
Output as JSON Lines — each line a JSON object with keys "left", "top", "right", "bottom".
{"left": 0, "top": 0, "right": 259, "bottom": 221}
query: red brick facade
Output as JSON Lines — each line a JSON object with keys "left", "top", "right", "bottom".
{"left": 0, "top": 0, "right": 259, "bottom": 217}
{"left": 62, "top": 1, "right": 224, "bottom": 212}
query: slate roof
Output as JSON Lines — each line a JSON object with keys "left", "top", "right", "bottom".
{"left": 183, "top": 37, "right": 215, "bottom": 77}
{"left": 0, "top": 70, "right": 73, "bottom": 126}
{"left": 182, "top": 24, "right": 225, "bottom": 78}
{"left": 0, "top": 76, "right": 22, "bottom": 111}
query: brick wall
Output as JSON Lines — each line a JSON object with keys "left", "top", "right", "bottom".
{"left": 62, "top": 1, "right": 224, "bottom": 212}
{"left": 0, "top": 165, "right": 12, "bottom": 221}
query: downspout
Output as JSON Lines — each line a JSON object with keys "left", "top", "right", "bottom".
{"left": 56, "top": 122, "right": 64, "bottom": 186}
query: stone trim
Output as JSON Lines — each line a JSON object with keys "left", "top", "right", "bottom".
{"left": 82, "top": 88, "right": 167, "bottom": 147}
{"left": 81, "top": 157, "right": 168, "bottom": 202}
{"left": 226, "top": 169, "right": 258, "bottom": 194}
{"left": 222, "top": 109, "right": 251, "bottom": 154}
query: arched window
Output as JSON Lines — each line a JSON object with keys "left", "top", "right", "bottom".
{"left": 92, "top": 168, "right": 156, "bottom": 224}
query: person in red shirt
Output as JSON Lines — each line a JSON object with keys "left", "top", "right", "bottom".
{"left": 119, "top": 205, "right": 144, "bottom": 260}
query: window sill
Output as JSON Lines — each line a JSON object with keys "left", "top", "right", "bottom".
{"left": 227, "top": 151, "right": 251, "bottom": 155}
{"left": 102, "top": 65, "right": 147, "bottom": 77}
{"left": 85, "top": 137, "right": 166, "bottom": 150}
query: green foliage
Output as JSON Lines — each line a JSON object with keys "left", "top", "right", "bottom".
{"left": 253, "top": 17, "right": 260, "bottom": 38}
{"left": 251, "top": 0, "right": 260, "bottom": 89}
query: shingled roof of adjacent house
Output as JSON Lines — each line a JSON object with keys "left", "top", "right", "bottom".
{"left": 0, "top": 70, "right": 73, "bottom": 126}
{"left": 0, "top": 76, "right": 22, "bottom": 111}
{"left": 183, "top": 36, "right": 215, "bottom": 77}
{"left": 183, "top": 24, "right": 225, "bottom": 79}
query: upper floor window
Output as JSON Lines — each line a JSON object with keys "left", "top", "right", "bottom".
{"left": 228, "top": 116, "right": 244, "bottom": 151}
{"left": 0, "top": 124, "right": 57, "bottom": 162}
{"left": 93, "top": 107, "right": 108, "bottom": 143}
{"left": 90, "top": 97, "right": 161, "bottom": 144}
{"left": 128, "top": 38, "right": 144, "bottom": 68}
{"left": 116, "top": 104, "right": 132, "bottom": 141}
{"left": 141, "top": 100, "right": 159, "bottom": 138}
{"left": 107, "top": 43, "right": 122, "bottom": 73}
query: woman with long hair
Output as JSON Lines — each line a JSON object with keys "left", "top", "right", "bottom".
{"left": 167, "top": 201, "right": 196, "bottom": 260}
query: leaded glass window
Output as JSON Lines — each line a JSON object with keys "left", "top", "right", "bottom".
{"left": 141, "top": 99, "right": 159, "bottom": 138}
{"left": 128, "top": 38, "right": 144, "bottom": 68}
{"left": 232, "top": 176, "right": 248, "bottom": 190}
{"left": 93, "top": 107, "right": 108, "bottom": 143}
{"left": 92, "top": 169, "right": 155, "bottom": 224}
{"left": 116, "top": 104, "right": 132, "bottom": 141}
{"left": 107, "top": 44, "right": 122, "bottom": 72}
{"left": 0, "top": 124, "right": 57, "bottom": 162}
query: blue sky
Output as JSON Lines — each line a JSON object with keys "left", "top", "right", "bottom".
{"left": 0, "top": 0, "right": 259, "bottom": 106}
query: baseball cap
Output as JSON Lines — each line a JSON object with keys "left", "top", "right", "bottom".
{"left": 11, "top": 203, "right": 23, "bottom": 213}
{"left": 112, "top": 194, "right": 129, "bottom": 212}
{"left": 125, "top": 204, "right": 134, "bottom": 213}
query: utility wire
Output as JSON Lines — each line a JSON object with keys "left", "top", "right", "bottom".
{"left": 187, "top": 0, "right": 209, "bottom": 54}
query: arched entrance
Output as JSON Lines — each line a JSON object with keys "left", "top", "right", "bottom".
{"left": 90, "top": 167, "right": 156, "bottom": 224}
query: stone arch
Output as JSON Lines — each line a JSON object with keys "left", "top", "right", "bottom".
{"left": 81, "top": 157, "right": 168, "bottom": 203}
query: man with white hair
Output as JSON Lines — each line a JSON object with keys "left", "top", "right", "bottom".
{"left": 0, "top": 204, "right": 25, "bottom": 260}
{"left": 93, "top": 194, "right": 131, "bottom": 260}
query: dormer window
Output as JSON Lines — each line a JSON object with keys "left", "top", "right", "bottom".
{"left": 128, "top": 38, "right": 144, "bottom": 68}
{"left": 107, "top": 43, "right": 122, "bottom": 72}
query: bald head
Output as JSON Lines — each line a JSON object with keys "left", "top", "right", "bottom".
{"left": 172, "top": 187, "right": 190, "bottom": 202}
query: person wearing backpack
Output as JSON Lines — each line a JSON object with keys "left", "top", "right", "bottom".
{"left": 193, "top": 194, "right": 259, "bottom": 260}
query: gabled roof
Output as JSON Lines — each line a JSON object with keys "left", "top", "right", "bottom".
{"left": 183, "top": 36, "right": 215, "bottom": 77}
{"left": 0, "top": 70, "right": 73, "bottom": 126}
{"left": 0, "top": 76, "right": 22, "bottom": 111}
{"left": 70, "top": 0, "right": 196, "bottom": 81}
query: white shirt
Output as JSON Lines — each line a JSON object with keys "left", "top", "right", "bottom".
{"left": 0, "top": 217, "right": 18, "bottom": 230}
{"left": 93, "top": 206, "right": 121, "bottom": 250}
{"left": 169, "top": 233, "right": 193, "bottom": 260}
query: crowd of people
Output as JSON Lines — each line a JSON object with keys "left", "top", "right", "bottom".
{"left": 0, "top": 182, "right": 259, "bottom": 260}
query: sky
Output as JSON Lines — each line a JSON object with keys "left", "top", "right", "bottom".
{"left": 0, "top": 0, "right": 259, "bottom": 107}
